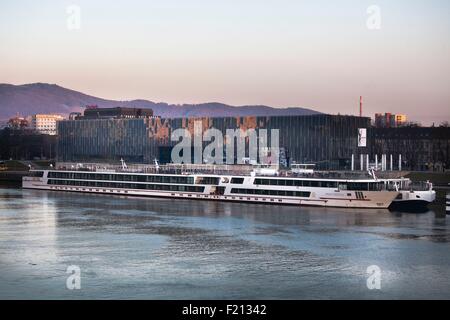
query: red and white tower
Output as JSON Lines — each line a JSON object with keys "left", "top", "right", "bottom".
{"left": 359, "top": 96, "right": 363, "bottom": 117}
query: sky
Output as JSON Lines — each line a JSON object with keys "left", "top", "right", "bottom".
{"left": 0, "top": 0, "right": 449, "bottom": 125}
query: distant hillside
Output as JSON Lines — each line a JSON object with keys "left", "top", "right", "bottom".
{"left": 0, "top": 83, "right": 321, "bottom": 119}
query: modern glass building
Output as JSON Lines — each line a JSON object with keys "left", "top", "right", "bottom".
{"left": 369, "top": 126, "right": 450, "bottom": 171}
{"left": 57, "top": 114, "right": 371, "bottom": 169}
{"left": 57, "top": 118, "right": 158, "bottom": 163}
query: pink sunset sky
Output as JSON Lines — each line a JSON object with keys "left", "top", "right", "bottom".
{"left": 0, "top": 0, "right": 449, "bottom": 125}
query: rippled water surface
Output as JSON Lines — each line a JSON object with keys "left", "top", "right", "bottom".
{"left": 0, "top": 188, "right": 449, "bottom": 299}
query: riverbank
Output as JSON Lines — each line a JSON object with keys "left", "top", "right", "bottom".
{"left": 0, "top": 160, "right": 54, "bottom": 187}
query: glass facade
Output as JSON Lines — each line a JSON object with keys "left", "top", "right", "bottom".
{"left": 57, "top": 114, "right": 370, "bottom": 167}
{"left": 57, "top": 118, "right": 158, "bottom": 163}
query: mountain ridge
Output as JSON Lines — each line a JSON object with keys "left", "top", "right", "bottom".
{"left": 0, "top": 83, "right": 322, "bottom": 119}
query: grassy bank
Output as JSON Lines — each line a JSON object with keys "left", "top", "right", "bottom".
{"left": 0, "top": 159, "right": 54, "bottom": 171}
{"left": 0, "top": 160, "right": 29, "bottom": 171}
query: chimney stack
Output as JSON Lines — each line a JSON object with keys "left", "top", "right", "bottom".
{"left": 359, "top": 96, "right": 363, "bottom": 117}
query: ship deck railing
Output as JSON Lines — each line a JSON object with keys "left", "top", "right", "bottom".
{"left": 50, "top": 163, "right": 377, "bottom": 180}
{"left": 41, "top": 162, "right": 415, "bottom": 182}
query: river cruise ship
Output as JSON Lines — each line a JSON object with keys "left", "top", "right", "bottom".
{"left": 22, "top": 163, "right": 400, "bottom": 209}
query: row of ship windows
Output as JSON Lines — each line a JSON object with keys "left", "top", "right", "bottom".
{"left": 48, "top": 186, "right": 292, "bottom": 203}
{"left": 46, "top": 179, "right": 311, "bottom": 198}
{"left": 253, "top": 179, "right": 383, "bottom": 190}
{"left": 38, "top": 171, "right": 379, "bottom": 191}
{"left": 231, "top": 188, "right": 311, "bottom": 198}
{"left": 47, "top": 179, "right": 204, "bottom": 192}
{"left": 254, "top": 178, "right": 338, "bottom": 188}
{"left": 47, "top": 172, "right": 194, "bottom": 184}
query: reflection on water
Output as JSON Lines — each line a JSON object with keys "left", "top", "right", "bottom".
{"left": 0, "top": 188, "right": 449, "bottom": 299}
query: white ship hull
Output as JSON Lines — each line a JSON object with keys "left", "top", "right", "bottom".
{"left": 390, "top": 189, "right": 436, "bottom": 208}
{"left": 22, "top": 170, "right": 399, "bottom": 209}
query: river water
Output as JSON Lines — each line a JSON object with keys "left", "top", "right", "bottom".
{"left": 0, "top": 187, "right": 449, "bottom": 299}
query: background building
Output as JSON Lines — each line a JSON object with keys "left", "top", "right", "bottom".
{"left": 57, "top": 110, "right": 370, "bottom": 169}
{"left": 369, "top": 126, "right": 450, "bottom": 171}
{"left": 7, "top": 116, "right": 29, "bottom": 129}
{"left": 56, "top": 107, "right": 450, "bottom": 171}
{"left": 0, "top": 128, "right": 56, "bottom": 160}
{"left": 374, "top": 113, "right": 407, "bottom": 128}
{"left": 82, "top": 106, "right": 153, "bottom": 119}
{"left": 31, "top": 114, "right": 64, "bottom": 135}
{"left": 395, "top": 114, "right": 407, "bottom": 126}
{"left": 0, "top": 114, "right": 63, "bottom": 160}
